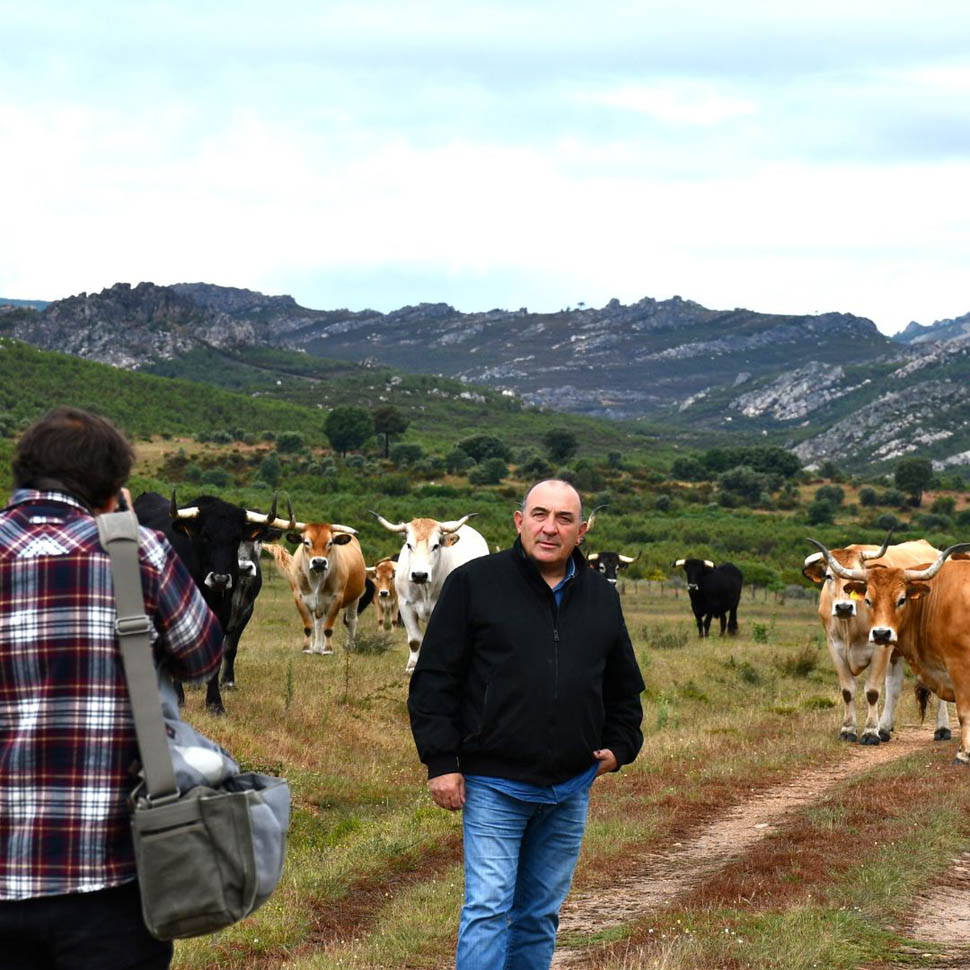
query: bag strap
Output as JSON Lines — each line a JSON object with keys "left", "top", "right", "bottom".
{"left": 96, "top": 510, "right": 179, "bottom": 803}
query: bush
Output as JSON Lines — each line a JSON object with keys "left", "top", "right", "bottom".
{"left": 874, "top": 513, "right": 905, "bottom": 531}
{"left": 807, "top": 499, "right": 835, "bottom": 525}
{"left": 931, "top": 496, "right": 957, "bottom": 517}
{"left": 458, "top": 434, "right": 512, "bottom": 463}
{"left": 670, "top": 456, "right": 707, "bottom": 482}
{"left": 184, "top": 462, "right": 203, "bottom": 483}
{"left": 917, "top": 512, "right": 952, "bottom": 532}
{"left": 445, "top": 448, "right": 475, "bottom": 474}
{"left": 654, "top": 494, "right": 672, "bottom": 512}
{"left": 379, "top": 473, "right": 411, "bottom": 496}
{"left": 345, "top": 455, "right": 366, "bottom": 469}
{"left": 258, "top": 452, "right": 282, "bottom": 487}
{"left": 276, "top": 431, "right": 306, "bottom": 454}
{"left": 858, "top": 486, "right": 879, "bottom": 507}
{"left": 201, "top": 467, "right": 230, "bottom": 488}
{"left": 468, "top": 457, "right": 507, "bottom": 485}
{"left": 881, "top": 488, "right": 907, "bottom": 508}
{"left": 814, "top": 484, "right": 844, "bottom": 506}
{"left": 390, "top": 442, "right": 424, "bottom": 467}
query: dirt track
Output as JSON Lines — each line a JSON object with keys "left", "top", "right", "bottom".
{"left": 552, "top": 727, "right": 970, "bottom": 969}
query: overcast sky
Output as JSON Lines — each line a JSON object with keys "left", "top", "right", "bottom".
{"left": 2, "top": 1, "right": 969, "bottom": 334}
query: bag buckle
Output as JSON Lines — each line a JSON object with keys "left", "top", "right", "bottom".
{"left": 116, "top": 615, "right": 152, "bottom": 637}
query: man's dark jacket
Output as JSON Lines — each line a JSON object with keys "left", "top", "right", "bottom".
{"left": 408, "top": 539, "right": 645, "bottom": 786}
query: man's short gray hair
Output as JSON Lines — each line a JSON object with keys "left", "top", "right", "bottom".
{"left": 520, "top": 479, "right": 585, "bottom": 519}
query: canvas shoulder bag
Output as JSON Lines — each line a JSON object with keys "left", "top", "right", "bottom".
{"left": 97, "top": 509, "right": 290, "bottom": 941}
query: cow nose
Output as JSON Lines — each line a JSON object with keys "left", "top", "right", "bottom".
{"left": 238, "top": 560, "right": 256, "bottom": 577}
{"left": 687, "top": 583, "right": 699, "bottom": 591}
{"left": 833, "top": 602, "right": 855, "bottom": 618}
{"left": 206, "top": 572, "right": 233, "bottom": 590}
{"left": 378, "top": 590, "right": 389, "bottom": 598}
{"left": 607, "top": 578, "right": 617, "bottom": 585}
{"left": 411, "top": 571, "right": 428, "bottom": 584}
{"left": 871, "top": 627, "right": 894, "bottom": 644}
{"left": 310, "top": 557, "right": 328, "bottom": 572}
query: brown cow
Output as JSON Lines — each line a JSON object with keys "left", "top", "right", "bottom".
{"left": 809, "top": 538, "right": 970, "bottom": 763}
{"left": 267, "top": 518, "right": 367, "bottom": 655}
{"left": 802, "top": 536, "right": 950, "bottom": 745}
{"left": 366, "top": 557, "right": 400, "bottom": 631}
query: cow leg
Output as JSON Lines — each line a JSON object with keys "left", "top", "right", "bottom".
{"left": 935, "top": 699, "right": 952, "bottom": 741}
{"left": 221, "top": 632, "right": 239, "bottom": 688}
{"left": 953, "top": 682, "right": 970, "bottom": 765}
{"left": 875, "top": 652, "right": 905, "bottom": 742}
{"left": 399, "top": 601, "right": 424, "bottom": 674}
{"left": 204, "top": 671, "right": 226, "bottom": 716}
{"left": 717, "top": 613, "right": 727, "bottom": 636}
{"left": 702, "top": 614, "right": 713, "bottom": 637}
{"left": 294, "top": 592, "right": 314, "bottom": 652}
{"left": 860, "top": 643, "right": 894, "bottom": 745}
{"left": 342, "top": 599, "right": 360, "bottom": 652}
{"left": 727, "top": 606, "right": 738, "bottom": 635}
{"left": 826, "top": 634, "right": 859, "bottom": 742}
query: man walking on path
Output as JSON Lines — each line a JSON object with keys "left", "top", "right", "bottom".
{"left": 0, "top": 407, "right": 225, "bottom": 970}
{"left": 409, "top": 478, "right": 645, "bottom": 970}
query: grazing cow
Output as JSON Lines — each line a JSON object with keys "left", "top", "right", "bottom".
{"left": 133, "top": 490, "right": 286, "bottom": 714}
{"left": 587, "top": 550, "right": 640, "bottom": 585}
{"left": 803, "top": 536, "right": 951, "bottom": 745}
{"left": 267, "top": 515, "right": 368, "bottom": 655}
{"left": 673, "top": 557, "right": 743, "bottom": 637}
{"left": 372, "top": 512, "right": 490, "bottom": 673}
{"left": 366, "top": 557, "right": 400, "bottom": 631}
{"left": 808, "top": 538, "right": 970, "bottom": 763}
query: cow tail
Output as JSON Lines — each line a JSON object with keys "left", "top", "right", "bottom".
{"left": 914, "top": 683, "right": 930, "bottom": 723}
{"left": 357, "top": 577, "right": 375, "bottom": 615}
{"left": 265, "top": 543, "right": 293, "bottom": 576}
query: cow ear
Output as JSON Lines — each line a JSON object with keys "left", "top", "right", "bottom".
{"left": 172, "top": 520, "right": 194, "bottom": 536}
{"left": 248, "top": 526, "right": 264, "bottom": 540}
{"left": 802, "top": 562, "right": 825, "bottom": 585}
{"left": 443, "top": 533, "right": 461, "bottom": 547}
{"left": 365, "top": 566, "right": 376, "bottom": 575}
{"left": 844, "top": 581, "right": 867, "bottom": 597}
{"left": 907, "top": 581, "right": 931, "bottom": 600}
{"left": 333, "top": 533, "right": 353, "bottom": 545}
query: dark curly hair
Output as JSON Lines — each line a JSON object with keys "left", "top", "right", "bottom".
{"left": 13, "top": 407, "right": 134, "bottom": 510}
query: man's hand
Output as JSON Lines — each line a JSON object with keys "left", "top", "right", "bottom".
{"left": 593, "top": 748, "right": 618, "bottom": 776}
{"left": 428, "top": 772, "right": 466, "bottom": 810}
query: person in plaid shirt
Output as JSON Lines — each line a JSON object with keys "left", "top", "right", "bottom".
{"left": 0, "top": 407, "right": 224, "bottom": 970}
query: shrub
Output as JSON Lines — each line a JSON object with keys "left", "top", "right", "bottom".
{"left": 445, "top": 448, "right": 475, "bottom": 474}
{"left": 874, "top": 513, "right": 905, "bottom": 531}
{"left": 776, "top": 643, "right": 819, "bottom": 677}
{"left": 807, "top": 499, "right": 835, "bottom": 525}
{"left": 931, "top": 496, "right": 957, "bottom": 517}
{"left": 458, "top": 434, "right": 512, "bottom": 463}
{"left": 390, "top": 442, "right": 424, "bottom": 467}
{"left": 258, "top": 452, "right": 282, "bottom": 487}
{"left": 201, "top": 467, "right": 230, "bottom": 487}
{"left": 184, "top": 462, "right": 203, "bottom": 483}
{"left": 814, "top": 484, "right": 844, "bottom": 506}
{"left": 379, "top": 473, "right": 412, "bottom": 496}
{"left": 468, "top": 457, "right": 507, "bottom": 485}
{"left": 276, "top": 431, "right": 306, "bottom": 454}
{"left": 858, "top": 486, "right": 879, "bottom": 507}
{"left": 542, "top": 428, "right": 579, "bottom": 462}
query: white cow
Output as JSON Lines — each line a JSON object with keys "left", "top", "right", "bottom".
{"left": 372, "top": 512, "right": 490, "bottom": 673}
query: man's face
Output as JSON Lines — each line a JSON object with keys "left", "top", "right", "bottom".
{"left": 514, "top": 481, "right": 587, "bottom": 573}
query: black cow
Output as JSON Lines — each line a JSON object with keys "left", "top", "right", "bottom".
{"left": 587, "top": 550, "right": 640, "bottom": 585}
{"left": 674, "top": 557, "right": 743, "bottom": 637}
{"left": 134, "top": 490, "right": 284, "bottom": 714}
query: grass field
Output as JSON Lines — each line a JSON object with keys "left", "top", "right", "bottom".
{"left": 170, "top": 570, "right": 970, "bottom": 970}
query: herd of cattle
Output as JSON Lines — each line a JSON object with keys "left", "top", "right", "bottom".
{"left": 130, "top": 489, "right": 970, "bottom": 767}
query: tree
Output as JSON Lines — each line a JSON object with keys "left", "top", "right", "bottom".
{"left": 542, "top": 428, "right": 579, "bottom": 462}
{"left": 276, "top": 431, "right": 305, "bottom": 454}
{"left": 373, "top": 405, "right": 410, "bottom": 459}
{"left": 814, "top": 484, "right": 844, "bottom": 507}
{"left": 468, "top": 457, "right": 508, "bottom": 485}
{"left": 457, "top": 434, "right": 512, "bottom": 463}
{"left": 258, "top": 452, "right": 282, "bottom": 487}
{"left": 894, "top": 457, "right": 933, "bottom": 507}
{"left": 324, "top": 406, "right": 375, "bottom": 457}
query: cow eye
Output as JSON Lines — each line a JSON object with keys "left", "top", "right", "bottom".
{"left": 431, "top": 543, "right": 440, "bottom": 552}
{"left": 897, "top": 596, "right": 906, "bottom": 608}
{"left": 406, "top": 542, "right": 413, "bottom": 551}
{"left": 864, "top": 597, "right": 872, "bottom": 607}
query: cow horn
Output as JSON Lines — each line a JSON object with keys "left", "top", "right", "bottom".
{"left": 859, "top": 528, "right": 894, "bottom": 562}
{"left": 585, "top": 504, "right": 607, "bottom": 532}
{"left": 169, "top": 488, "right": 199, "bottom": 521}
{"left": 704, "top": 559, "right": 715, "bottom": 568}
{"left": 371, "top": 511, "right": 408, "bottom": 533}
{"left": 331, "top": 523, "right": 359, "bottom": 536}
{"left": 618, "top": 551, "right": 640, "bottom": 564}
{"left": 805, "top": 538, "right": 866, "bottom": 580}
{"left": 902, "top": 542, "right": 970, "bottom": 582}
{"left": 283, "top": 498, "right": 307, "bottom": 533}
{"left": 803, "top": 551, "right": 824, "bottom": 567}
{"left": 439, "top": 514, "right": 476, "bottom": 533}
{"left": 587, "top": 553, "right": 600, "bottom": 562}
{"left": 674, "top": 558, "right": 685, "bottom": 567}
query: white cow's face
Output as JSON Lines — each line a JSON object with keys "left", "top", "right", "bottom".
{"left": 402, "top": 519, "right": 459, "bottom": 585}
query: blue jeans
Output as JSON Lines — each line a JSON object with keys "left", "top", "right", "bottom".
{"left": 457, "top": 778, "right": 591, "bottom": 970}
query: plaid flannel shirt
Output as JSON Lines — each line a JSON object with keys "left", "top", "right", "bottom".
{"left": 0, "top": 490, "right": 224, "bottom": 900}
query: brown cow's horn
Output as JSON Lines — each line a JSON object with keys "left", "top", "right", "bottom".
{"left": 805, "top": 538, "right": 866, "bottom": 580}
{"left": 330, "top": 523, "right": 359, "bottom": 536}
{"left": 439, "top": 514, "right": 476, "bottom": 532}
{"left": 371, "top": 511, "right": 408, "bottom": 533}
{"left": 902, "top": 542, "right": 970, "bottom": 582}
{"left": 169, "top": 488, "right": 199, "bottom": 521}
{"left": 860, "top": 528, "right": 895, "bottom": 562}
